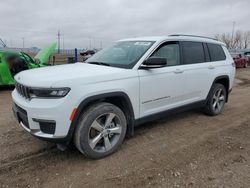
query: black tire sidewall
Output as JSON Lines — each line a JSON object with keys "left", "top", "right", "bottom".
{"left": 75, "top": 102, "right": 127, "bottom": 159}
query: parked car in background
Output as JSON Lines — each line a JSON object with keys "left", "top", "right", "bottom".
{"left": 244, "top": 51, "right": 250, "bottom": 65}
{"left": 0, "top": 42, "right": 56, "bottom": 86}
{"left": 230, "top": 53, "right": 248, "bottom": 68}
{"left": 80, "top": 50, "right": 96, "bottom": 62}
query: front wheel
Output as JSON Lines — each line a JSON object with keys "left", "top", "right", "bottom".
{"left": 204, "top": 83, "right": 227, "bottom": 116}
{"left": 74, "top": 102, "right": 127, "bottom": 159}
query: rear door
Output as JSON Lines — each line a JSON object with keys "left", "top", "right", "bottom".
{"left": 138, "top": 41, "right": 186, "bottom": 117}
{"left": 180, "top": 41, "right": 214, "bottom": 103}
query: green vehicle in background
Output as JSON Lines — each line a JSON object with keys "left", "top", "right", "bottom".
{"left": 0, "top": 42, "right": 56, "bottom": 86}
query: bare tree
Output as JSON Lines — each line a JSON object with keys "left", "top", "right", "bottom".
{"left": 215, "top": 32, "right": 233, "bottom": 48}
{"left": 221, "top": 33, "right": 231, "bottom": 48}
{"left": 232, "top": 30, "right": 243, "bottom": 49}
{"left": 215, "top": 30, "right": 250, "bottom": 49}
{"left": 243, "top": 31, "right": 250, "bottom": 49}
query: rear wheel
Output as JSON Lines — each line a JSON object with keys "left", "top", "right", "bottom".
{"left": 74, "top": 102, "right": 127, "bottom": 159}
{"left": 204, "top": 83, "right": 226, "bottom": 116}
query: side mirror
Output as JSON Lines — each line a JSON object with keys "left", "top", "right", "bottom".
{"left": 141, "top": 57, "right": 167, "bottom": 69}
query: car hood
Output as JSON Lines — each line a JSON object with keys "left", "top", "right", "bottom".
{"left": 34, "top": 42, "right": 57, "bottom": 64}
{"left": 15, "top": 63, "right": 137, "bottom": 87}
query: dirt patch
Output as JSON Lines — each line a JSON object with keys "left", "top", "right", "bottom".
{"left": 238, "top": 77, "right": 250, "bottom": 86}
{"left": 0, "top": 69, "right": 250, "bottom": 188}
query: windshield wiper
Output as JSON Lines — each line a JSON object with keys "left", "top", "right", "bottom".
{"left": 87, "top": 61, "right": 110, "bottom": 66}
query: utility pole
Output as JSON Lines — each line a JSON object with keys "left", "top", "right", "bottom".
{"left": 57, "top": 30, "right": 61, "bottom": 53}
{"left": 89, "top": 37, "right": 92, "bottom": 49}
{"left": 231, "top": 21, "right": 236, "bottom": 48}
{"left": 62, "top": 34, "right": 65, "bottom": 51}
{"left": 100, "top": 41, "right": 103, "bottom": 49}
{"left": 22, "top": 37, "right": 25, "bottom": 49}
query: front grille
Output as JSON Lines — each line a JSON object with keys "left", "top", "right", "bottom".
{"left": 15, "top": 82, "right": 30, "bottom": 99}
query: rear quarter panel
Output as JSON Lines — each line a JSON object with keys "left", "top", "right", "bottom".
{"left": 213, "top": 46, "right": 235, "bottom": 90}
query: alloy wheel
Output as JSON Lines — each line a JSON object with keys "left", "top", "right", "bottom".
{"left": 212, "top": 88, "right": 225, "bottom": 114}
{"left": 88, "top": 113, "right": 122, "bottom": 153}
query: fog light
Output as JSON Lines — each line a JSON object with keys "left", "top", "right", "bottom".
{"left": 33, "top": 119, "right": 56, "bottom": 134}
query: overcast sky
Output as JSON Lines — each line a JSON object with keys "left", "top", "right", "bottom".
{"left": 0, "top": 0, "right": 249, "bottom": 49}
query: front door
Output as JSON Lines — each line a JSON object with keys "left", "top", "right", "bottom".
{"left": 138, "top": 41, "right": 186, "bottom": 118}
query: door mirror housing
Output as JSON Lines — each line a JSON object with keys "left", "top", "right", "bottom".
{"left": 141, "top": 57, "right": 167, "bottom": 69}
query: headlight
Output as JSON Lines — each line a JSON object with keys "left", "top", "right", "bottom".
{"left": 29, "top": 87, "right": 70, "bottom": 98}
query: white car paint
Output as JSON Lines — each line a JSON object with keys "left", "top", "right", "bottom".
{"left": 12, "top": 35, "right": 235, "bottom": 139}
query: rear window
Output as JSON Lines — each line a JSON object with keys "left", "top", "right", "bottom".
{"left": 207, "top": 43, "right": 226, "bottom": 61}
{"left": 182, "top": 41, "right": 205, "bottom": 64}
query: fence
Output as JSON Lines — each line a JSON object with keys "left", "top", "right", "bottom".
{"left": 0, "top": 47, "right": 92, "bottom": 64}
{"left": 0, "top": 47, "right": 89, "bottom": 55}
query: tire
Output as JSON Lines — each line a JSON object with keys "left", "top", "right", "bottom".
{"left": 74, "top": 102, "right": 127, "bottom": 159}
{"left": 204, "top": 83, "right": 227, "bottom": 116}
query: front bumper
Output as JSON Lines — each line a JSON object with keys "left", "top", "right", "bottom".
{"left": 12, "top": 89, "right": 75, "bottom": 142}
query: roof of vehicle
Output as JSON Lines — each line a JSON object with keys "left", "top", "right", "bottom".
{"left": 119, "top": 35, "right": 226, "bottom": 46}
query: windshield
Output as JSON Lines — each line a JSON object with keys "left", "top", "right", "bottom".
{"left": 86, "top": 41, "right": 154, "bottom": 69}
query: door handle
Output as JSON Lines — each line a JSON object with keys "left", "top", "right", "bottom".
{"left": 174, "top": 69, "right": 184, "bottom": 74}
{"left": 208, "top": 65, "right": 215, "bottom": 69}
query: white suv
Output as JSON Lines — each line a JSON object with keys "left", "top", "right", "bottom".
{"left": 12, "top": 35, "right": 235, "bottom": 159}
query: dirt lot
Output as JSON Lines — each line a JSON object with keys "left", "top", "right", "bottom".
{"left": 0, "top": 68, "right": 250, "bottom": 188}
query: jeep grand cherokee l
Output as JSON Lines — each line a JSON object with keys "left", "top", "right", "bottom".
{"left": 12, "top": 35, "right": 235, "bottom": 159}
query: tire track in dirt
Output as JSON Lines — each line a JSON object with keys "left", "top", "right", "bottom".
{"left": 0, "top": 146, "right": 57, "bottom": 171}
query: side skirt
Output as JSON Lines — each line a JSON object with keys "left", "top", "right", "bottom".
{"left": 135, "top": 100, "right": 206, "bottom": 127}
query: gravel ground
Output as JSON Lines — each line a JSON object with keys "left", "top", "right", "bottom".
{"left": 0, "top": 68, "right": 250, "bottom": 188}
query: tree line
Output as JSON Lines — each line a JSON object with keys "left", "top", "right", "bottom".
{"left": 215, "top": 30, "right": 250, "bottom": 49}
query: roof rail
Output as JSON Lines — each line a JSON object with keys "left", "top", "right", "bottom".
{"left": 169, "top": 34, "right": 217, "bottom": 41}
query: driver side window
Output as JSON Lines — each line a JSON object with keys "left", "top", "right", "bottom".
{"left": 151, "top": 42, "right": 180, "bottom": 66}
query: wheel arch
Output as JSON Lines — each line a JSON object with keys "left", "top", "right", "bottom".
{"left": 68, "top": 92, "right": 135, "bottom": 142}
{"left": 207, "top": 75, "right": 230, "bottom": 102}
